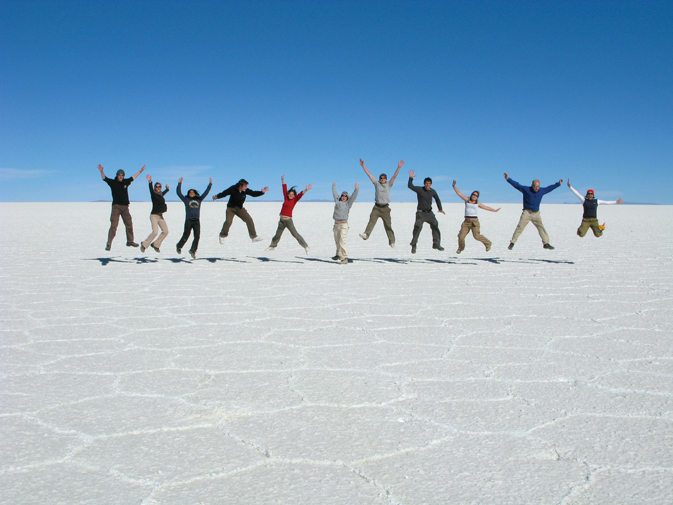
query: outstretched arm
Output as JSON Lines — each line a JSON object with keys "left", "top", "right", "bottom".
{"left": 131, "top": 165, "right": 145, "bottom": 180}
{"left": 452, "top": 180, "right": 468, "bottom": 202}
{"left": 360, "top": 159, "right": 376, "bottom": 184}
{"left": 568, "top": 183, "right": 585, "bottom": 202}
{"left": 389, "top": 160, "right": 403, "bottom": 185}
{"left": 98, "top": 164, "right": 106, "bottom": 180}
{"left": 478, "top": 203, "right": 501, "bottom": 212}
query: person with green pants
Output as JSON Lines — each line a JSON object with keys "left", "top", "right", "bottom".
{"left": 567, "top": 179, "right": 623, "bottom": 237}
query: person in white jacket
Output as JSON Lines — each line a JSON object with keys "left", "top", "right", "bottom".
{"left": 567, "top": 179, "right": 623, "bottom": 237}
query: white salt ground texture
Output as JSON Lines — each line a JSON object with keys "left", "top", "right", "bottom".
{"left": 1, "top": 201, "right": 672, "bottom": 505}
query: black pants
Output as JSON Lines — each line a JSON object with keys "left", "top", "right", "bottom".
{"left": 177, "top": 219, "right": 201, "bottom": 252}
{"left": 411, "top": 211, "right": 441, "bottom": 248}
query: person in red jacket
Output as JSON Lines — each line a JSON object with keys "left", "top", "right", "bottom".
{"left": 265, "top": 174, "right": 312, "bottom": 254}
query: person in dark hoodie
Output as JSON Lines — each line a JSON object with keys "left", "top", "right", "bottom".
{"left": 504, "top": 173, "right": 562, "bottom": 250}
{"left": 212, "top": 179, "right": 268, "bottom": 243}
{"left": 140, "top": 175, "right": 170, "bottom": 253}
{"left": 176, "top": 177, "right": 212, "bottom": 259}
{"left": 98, "top": 163, "right": 145, "bottom": 251}
{"left": 567, "top": 179, "right": 623, "bottom": 237}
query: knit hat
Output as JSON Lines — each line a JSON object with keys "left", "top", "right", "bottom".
{"left": 116, "top": 169, "right": 125, "bottom": 176}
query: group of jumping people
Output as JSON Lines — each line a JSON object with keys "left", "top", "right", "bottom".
{"left": 98, "top": 161, "right": 623, "bottom": 262}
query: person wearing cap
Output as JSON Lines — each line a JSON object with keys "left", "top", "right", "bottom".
{"left": 265, "top": 174, "right": 312, "bottom": 254}
{"left": 176, "top": 177, "right": 212, "bottom": 259}
{"left": 213, "top": 179, "right": 268, "bottom": 243}
{"left": 452, "top": 180, "right": 500, "bottom": 254}
{"left": 332, "top": 181, "right": 359, "bottom": 264}
{"left": 567, "top": 179, "right": 623, "bottom": 237}
{"left": 98, "top": 164, "right": 145, "bottom": 251}
{"left": 408, "top": 170, "right": 445, "bottom": 254}
{"left": 358, "top": 158, "right": 404, "bottom": 248}
{"left": 140, "top": 175, "right": 170, "bottom": 253}
{"left": 504, "top": 173, "right": 562, "bottom": 250}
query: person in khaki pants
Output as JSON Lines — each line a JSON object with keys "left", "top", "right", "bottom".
{"left": 332, "top": 182, "right": 359, "bottom": 264}
{"left": 452, "top": 180, "right": 500, "bottom": 254}
{"left": 358, "top": 158, "right": 403, "bottom": 248}
{"left": 567, "top": 179, "right": 623, "bottom": 237}
{"left": 98, "top": 164, "right": 145, "bottom": 251}
{"left": 213, "top": 179, "right": 268, "bottom": 243}
{"left": 504, "top": 173, "right": 562, "bottom": 250}
{"left": 141, "top": 175, "right": 169, "bottom": 253}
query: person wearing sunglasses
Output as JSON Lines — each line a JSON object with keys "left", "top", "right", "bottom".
{"left": 452, "top": 180, "right": 500, "bottom": 254}
{"left": 567, "top": 179, "right": 623, "bottom": 237}
{"left": 140, "top": 175, "right": 170, "bottom": 253}
{"left": 504, "top": 173, "right": 562, "bottom": 250}
{"left": 332, "top": 181, "right": 359, "bottom": 264}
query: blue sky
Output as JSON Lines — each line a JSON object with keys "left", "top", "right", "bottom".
{"left": 1, "top": 0, "right": 671, "bottom": 204}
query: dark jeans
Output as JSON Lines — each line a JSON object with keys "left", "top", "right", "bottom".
{"left": 177, "top": 219, "right": 201, "bottom": 252}
{"left": 411, "top": 211, "right": 441, "bottom": 247}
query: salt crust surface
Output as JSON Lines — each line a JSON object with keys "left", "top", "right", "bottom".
{"left": 1, "top": 201, "right": 672, "bottom": 504}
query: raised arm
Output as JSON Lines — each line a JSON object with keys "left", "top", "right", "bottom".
{"left": 389, "top": 160, "right": 404, "bottom": 185}
{"left": 452, "top": 180, "right": 468, "bottom": 202}
{"left": 478, "top": 202, "right": 501, "bottom": 212}
{"left": 347, "top": 183, "right": 359, "bottom": 207}
{"left": 332, "top": 182, "right": 339, "bottom": 201}
{"left": 176, "top": 178, "right": 185, "bottom": 201}
{"left": 568, "top": 182, "right": 585, "bottom": 202}
{"left": 98, "top": 164, "right": 106, "bottom": 180}
{"left": 408, "top": 170, "right": 418, "bottom": 191}
{"left": 131, "top": 165, "right": 145, "bottom": 180}
{"left": 360, "top": 159, "right": 376, "bottom": 184}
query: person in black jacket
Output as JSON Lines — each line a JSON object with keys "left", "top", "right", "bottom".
{"left": 212, "top": 179, "right": 268, "bottom": 243}
{"left": 176, "top": 177, "right": 212, "bottom": 259}
{"left": 140, "top": 175, "right": 169, "bottom": 253}
{"left": 408, "top": 170, "right": 445, "bottom": 253}
{"left": 98, "top": 164, "right": 145, "bottom": 251}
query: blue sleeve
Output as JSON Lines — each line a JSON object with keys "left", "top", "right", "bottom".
{"left": 200, "top": 183, "right": 212, "bottom": 200}
{"left": 539, "top": 182, "right": 561, "bottom": 196}
{"left": 176, "top": 183, "right": 186, "bottom": 202}
{"left": 507, "top": 178, "right": 524, "bottom": 192}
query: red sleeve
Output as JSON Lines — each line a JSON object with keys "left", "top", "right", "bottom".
{"left": 282, "top": 183, "right": 288, "bottom": 202}
{"left": 295, "top": 190, "right": 304, "bottom": 203}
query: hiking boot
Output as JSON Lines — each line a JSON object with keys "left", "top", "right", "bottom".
{"left": 189, "top": 251, "right": 196, "bottom": 259}
{"left": 105, "top": 244, "right": 111, "bottom": 251}
{"left": 359, "top": 233, "right": 368, "bottom": 240}
{"left": 176, "top": 246, "right": 182, "bottom": 254}
{"left": 151, "top": 244, "right": 160, "bottom": 253}
{"left": 252, "top": 236, "right": 263, "bottom": 243}
{"left": 485, "top": 245, "right": 491, "bottom": 252}
{"left": 433, "top": 245, "right": 445, "bottom": 251}
{"left": 140, "top": 244, "right": 146, "bottom": 253}
{"left": 265, "top": 246, "right": 276, "bottom": 251}
{"left": 508, "top": 242, "right": 514, "bottom": 250}
{"left": 543, "top": 243, "right": 555, "bottom": 250}
{"left": 332, "top": 255, "right": 340, "bottom": 261}
{"left": 304, "top": 246, "right": 310, "bottom": 255}
{"left": 339, "top": 258, "right": 348, "bottom": 265}
{"left": 411, "top": 244, "right": 417, "bottom": 254}
{"left": 219, "top": 235, "right": 225, "bottom": 244}
{"left": 127, "top": 241, "right": 139, "bottom": 247}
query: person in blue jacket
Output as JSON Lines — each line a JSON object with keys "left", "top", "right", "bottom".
{"left": 176, "top": 177, "right": 212, "bottom": 259}
{"left": 504, "top": 173, "right": 562, "bottom": 250}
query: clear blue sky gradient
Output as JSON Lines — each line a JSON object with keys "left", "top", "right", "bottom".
{"left": 2, "top": 0, "right": 671, "bottom": 203}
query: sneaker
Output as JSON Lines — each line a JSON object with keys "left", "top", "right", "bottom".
{"left": 456, "top": 249, "right": 462, "bottom": 254}
{"left": 105, "top": 244, "right": 111, "bottom": 251}
{"left": 332, "top": 255, "right": 340, "bottom": 261}
{"left": 304, "top": 246, "right": 310, "bottom": 255}
{"left": 140, "top": 244, "right": 146, "bottom": 253}
{"left": 219, "top": 235, "right": 225, "bottom": 244}
{"left": 339, "top": 258, "right": 348, "bottom": 265}
{"left": 189, "top": 251, "right": 196, "bottom": 259}
{"left": 485, "top": 245, "right": 491, "bottom": 252}
{"left": 508, "top": 242, "right": 514, "bottom": 250}
{"left": 126, "top": 241, "right": 139, "bottom": 247}
{"left": 433, "top": 245, "right": 445, "bottom": 251}
{"left": 543, "top": 243, "right": 555, "bottom": 250}
{"left": 390, "top": 243, "right": 395, "bottom": 249}
{"left": 411, "top": 244, "right": 417, "bottom": 254}
{"left": 599, "top": 223, "right": 606, "bottom": 231}
{"left": 176, "top": 246, "right": 182, "bottom": 254}
{"left": 252, "top": 236, "right": 263, "bottom": 243}
{"left": 151, "top": 244, "right": 160, "bottom": 253}
{"left": 359, "top": 233, "right": 368, "bottom": 240}
{"left": 265, "top": 246, "right": 276, "bottom": 251}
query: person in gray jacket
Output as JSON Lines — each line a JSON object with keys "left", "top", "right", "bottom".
{"left": 358, "top": 158, "right": 403, "bottom": 247}
{"left": 332, "top": 182, "right": 359, "bottom": 264}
